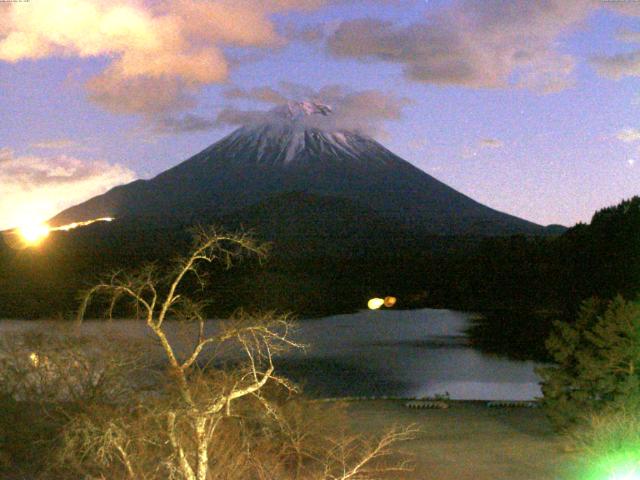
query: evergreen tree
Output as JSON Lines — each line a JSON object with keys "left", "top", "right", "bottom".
{"left": 537, "top": 296, "right": 640, "bottom": 430}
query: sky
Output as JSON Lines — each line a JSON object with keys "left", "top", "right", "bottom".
{"left": 1, "top": 0, "right": 640, "bottom": 230}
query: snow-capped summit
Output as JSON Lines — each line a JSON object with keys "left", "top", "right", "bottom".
{"left": 219, "top": 120, "right": 379, "bottom": 166}
{"left": 213, "top": 100, "right": 376, "bottom": 166}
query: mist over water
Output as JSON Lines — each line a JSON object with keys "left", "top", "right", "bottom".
{"left": 0, "top": 309, "right": 542, "bottom": 400}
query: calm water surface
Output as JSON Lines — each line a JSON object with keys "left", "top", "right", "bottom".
{"left": 0, "top": 309, "right": 542, "bottom": 400}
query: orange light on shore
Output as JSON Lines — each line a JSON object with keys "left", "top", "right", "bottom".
{"left": 368, "top": 296, "right": 397, "bottom": 310}
{"left": 368, "top": 298, "right": 385, "bottom": 310}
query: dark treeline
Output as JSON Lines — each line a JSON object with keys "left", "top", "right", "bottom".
{"left": 0, "top": 218, "right": 473, "bottom": 319}
{"left": 1, "top": 197, "right": 639, "bottom": 362}
{"left": 460, "top": 196, "right": 640, "bottom": 360}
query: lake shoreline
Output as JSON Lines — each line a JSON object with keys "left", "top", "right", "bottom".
{"left": 1, "top": 308, "right": 545, "bottom": 401}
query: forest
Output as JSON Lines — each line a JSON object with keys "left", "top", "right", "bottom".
{"left": 1, "top": 196, "right": 639, "bottom": 362}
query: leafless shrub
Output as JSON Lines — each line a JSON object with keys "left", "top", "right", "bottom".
{"left": 0, "top": 330, "right": 144, "bottom": 404}
{"left": 0, "top": 329, "right": 146, "bottom": 477}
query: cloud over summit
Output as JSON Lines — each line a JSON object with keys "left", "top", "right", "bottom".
{"left": 215, "top": 83, "right": 412, "bottom": 138}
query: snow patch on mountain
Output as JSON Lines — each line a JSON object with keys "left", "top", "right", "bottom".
{"left": 284, "top": 129, "right": 306, "bottom": 163}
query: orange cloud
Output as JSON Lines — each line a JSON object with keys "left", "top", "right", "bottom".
{"left": 0, "top": 148, "right": 135, "bottom": 230}
{"left": 0, "top": 0, "right": 330, "bottom": 116}
{"left": 85, "top": 72, "right": 199, "bottom": 115}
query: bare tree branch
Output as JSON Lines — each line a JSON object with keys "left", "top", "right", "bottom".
{"left": 61, "top": 227, "right": 414, "bottom": 480}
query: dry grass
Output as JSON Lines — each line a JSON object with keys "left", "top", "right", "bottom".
{"left": 340, "top": 399, "right": 575, "bottom": 480}
{"left": 2, "top": 394, "right": 579, "bottom": 480}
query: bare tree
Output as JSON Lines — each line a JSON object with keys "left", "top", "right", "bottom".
{"left": 67, "top": 227, "right": 416, "bottom": 480}
{"left": 75, "top": 227, "right": 303, "bottom": 480}
{"left": 0, "top": 329, "right": 146, "bottom": 477}
{"left": 266, "top": 399, "right": 417, "bottom": 480}
{"left": 320, "top": 425, "right": 417, "bottom": 480}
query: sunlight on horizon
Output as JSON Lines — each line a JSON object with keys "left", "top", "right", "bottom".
{"left": 5, "top": 217, "right": 115, "bottom": 249}
{"left": 17, "top": 222, "right": 50, "bottom": 247}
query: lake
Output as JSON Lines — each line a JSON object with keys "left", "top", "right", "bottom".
{"left": 0, "top": 308, "right": 542, "bottom": 401}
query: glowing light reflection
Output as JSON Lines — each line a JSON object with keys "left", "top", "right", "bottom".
{"left": 54, "top": 217, "right": 114, "bottom": 232}
{"left": 608, "top": 466, "right": 640, "bottom": 480}
{"left": 368, "top": 296, "right": 397, "bottom": 310}
{"left": 29, "top": 352, "right": 40, "bottom": 367}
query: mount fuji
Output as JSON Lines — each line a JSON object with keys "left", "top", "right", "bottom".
{"left": 51, "top": 101, "right": 547, "bottom": 237}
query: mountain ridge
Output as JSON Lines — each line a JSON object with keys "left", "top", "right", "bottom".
{"left": 51, "top": 106, "right": 550, "bottom": 236}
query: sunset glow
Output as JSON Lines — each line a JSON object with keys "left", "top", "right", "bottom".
{"left": 54, "top": 217, "right": 114, "bottom": 231}
{"left": 10, "top": 217, "right": 115, "bottom": 248}
{"left": 17, "top": 222, "right": 50, "bottom": 247}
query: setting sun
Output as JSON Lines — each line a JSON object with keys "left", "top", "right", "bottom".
{"left": 17, "top": 222, "right": 50, "bottom": 246}
{"left": 5, "top": 217, "right": 116, "bottom": 249}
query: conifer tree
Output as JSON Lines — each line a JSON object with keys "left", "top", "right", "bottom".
{"left": 537, "top": 296, "right": 640, "bottom": 430}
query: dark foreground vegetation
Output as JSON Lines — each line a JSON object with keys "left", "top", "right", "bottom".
{"left": 0, "top": 334, "right": 414, "bottom": 480}
{"left": 2, "top": 197, "right": 640, "bottom": 478}
{"left": 0, "top": 230, "right": 415, "bottom": 479}
{"left": 535, "top": 294, "right": 640, "bottom": 479}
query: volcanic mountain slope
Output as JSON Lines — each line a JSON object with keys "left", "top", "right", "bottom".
{"left": 52, "top": 101, "right": 546, "bottom": 236}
